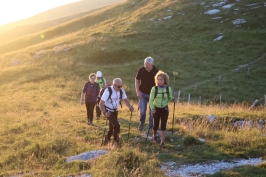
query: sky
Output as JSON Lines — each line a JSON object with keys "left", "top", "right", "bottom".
{"left": 0, "top": 0, "right": 81, "bottom": 26}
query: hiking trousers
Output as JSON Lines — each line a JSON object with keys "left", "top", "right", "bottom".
{"left": 96, "top": 106, "right": 101, "bottom": 117}
{"left": 139, "top": 93, "right": 153, "bottom": 128}
{"left": 153, "top": 106, "right": 169, "bottom": 131}
{"left": 85, "top": 102, "right": 96, "bottom": 123}
{"left": 106, "top": 111, "right": 120, "bottom": 142}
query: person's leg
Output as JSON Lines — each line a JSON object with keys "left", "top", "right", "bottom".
{"left": 89, "top": 103, "right": 96, "bottom": 124}
{"left": 96, "top": 105, "right": 101, "bottom": 119}
{"left": 160, "top": 106, "right": 169, "bottom": 148}
{"left": 153, "top": 108, "right": 160, "bottom": 143}
{"left": 108, "top": 111, "right": 120, "bottom": 143}
{"left": 85, "top": 102, "right": 90, "bottom": 124}
{"left": 138, "top": 93, "right": 147, "bottom": 131}
{"left": 106, "top": 118, "right": 113, "bottom": 141}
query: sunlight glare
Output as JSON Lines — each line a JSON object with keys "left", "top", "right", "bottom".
{"left": 0, "top": 0, "right": 80, "bottom": 26}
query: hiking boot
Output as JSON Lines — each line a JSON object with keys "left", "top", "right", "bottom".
{"left": 102, "top": 137, "right": 110, "bottom": 146}
{"left": 112, "top": 141, "right": 119, "bottom": 149}
{"left": 138, "top": 123, "right": 144, "bottom": 131}
{"left": 160, "top": 142, "right": 166, "bottom": 148}
{"left": 153, "top": 136, "right": 158, "bottom": 144}
{"left": 96, "top": 116, "right": 100, "bottom": 120}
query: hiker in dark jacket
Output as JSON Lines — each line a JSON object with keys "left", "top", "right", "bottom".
{"left": 135, "top": 57, "right": 158, "bottom": 131}
{"left": 149, "top": 70, "right": 176, "bottom": 148}
{"left": 80, "top": 73, "right": 100, "bottom": 125}
{"left": 99, "top": 78, "right": 134, "bottom": 148}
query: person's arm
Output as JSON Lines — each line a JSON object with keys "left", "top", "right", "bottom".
{"left": 99, "top": 100, "right": 111, "bottom": 118}
{"left": 123, "top": 98, "right": 134, "bottom": 112}
{"left": 80, "top": 83, "right": 87, "bottom": 105}
{"left": 135, "top": 78, "right": 142, "bottom": 99}
{"left": 169, "top": 87, "right": 177, "bottom": 102}
{"left": 149, "top": 87, "right": 156, "bottom": 114}
{"left": 80, "top": 92, "right": 85, "bottom": 105}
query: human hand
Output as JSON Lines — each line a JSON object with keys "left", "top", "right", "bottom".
{"left": 80, "top": 99, "right": 84, "bottom": 105}
{"left": 105, "top": 112, "right": 111, "bottom": 118}
{"left": 129, "top": 106, "right": 134, "bottom": 112}
{"left": 152, "top": 109, "right": 156, "bottom": 114}
{"left": 137, "top": 91, "right": 142, "bottom": 99}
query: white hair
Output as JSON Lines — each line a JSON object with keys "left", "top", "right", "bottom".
{"left": 113, "top": 78, "right": 122, "bottom": 85}
{"left": 144, "top": 57, "right": 154, "bottom": 65}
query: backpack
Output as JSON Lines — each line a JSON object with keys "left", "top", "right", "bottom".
{"left": 98, "top": 86, "right": 123, "bottom": 108}
{"left": 154, "top": 86, "right": 169, "bottom": 99}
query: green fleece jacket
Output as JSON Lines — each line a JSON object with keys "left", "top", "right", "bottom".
{"left": 149, "top": 86, "right": 174, "bottom": 109}
{"left": 95, "top": 77, "right": 106, "bottom": 88}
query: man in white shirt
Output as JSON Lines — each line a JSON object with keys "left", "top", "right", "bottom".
{"left": 99, "top": 78, "right": 134, "bottom": 147}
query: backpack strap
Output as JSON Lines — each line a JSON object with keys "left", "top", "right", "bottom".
{"left": 154, "top": 86, "right": 158, "bottom": 99}
{"left": 166, "top": 86, "right": 169, "bottom": 98}
{"left": 119, "top": 89, "right": 123, "bottom": 108}
{"left": 107, "top": 86, "right": 112, "bottom": 100}
{"left": 107, "top": 86, "right": 123, "bottom": 108}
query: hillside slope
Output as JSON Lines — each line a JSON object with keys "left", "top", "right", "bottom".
{"left": 0, "top": 0, "right": 266, "bottom": 103}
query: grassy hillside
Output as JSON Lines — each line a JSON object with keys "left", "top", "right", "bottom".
{"left": 0, "top": 0, "right": 265, "bottom": 103}
{"left": 0, "top": 0, "right": 266, "bottom": 176}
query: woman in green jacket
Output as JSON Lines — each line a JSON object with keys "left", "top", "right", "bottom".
{"left": 149, "top": 70, "right": 175, "bottom": 148}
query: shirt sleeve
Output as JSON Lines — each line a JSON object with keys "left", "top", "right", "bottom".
{"left": 121, "top": 89, "right": 127, "bottom": 99}
{"left": 168, "top": 87, "right": 174, "bottom": 101}
{"left": 149, "top": 87, "right": 155, "bottom": 110}
{"left": 101, "top": 88, "right": 109, "bottom": 102}
{"left": 135, "top": 67, "right": 142, "bottom": 80}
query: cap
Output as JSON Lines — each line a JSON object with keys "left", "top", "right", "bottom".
{"left": 96, "top": 71, "right": 102, "bottom": 77}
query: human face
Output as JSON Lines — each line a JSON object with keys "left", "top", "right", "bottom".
{"left": 144, "top": 62, "right": 153, "bottom": 72}
{"left": 90, "top": 76, "right": 96, "bottom": 83}
{"left": 113, "top": 81, "right": 123, "bottom": 91}
{"left": 114, "top": 84, "right": 122, "bottom": 91}
{"left": 157, "top": 75, "right": 165, "bottom": 86}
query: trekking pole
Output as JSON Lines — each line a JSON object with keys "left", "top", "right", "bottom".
{"left": 146, "top": 126, "right": 151, "bottom": 142}
{"left": 172, "top": 92, "right": 176, "bottom": 135}
{"left": 101, "top": 117, "right": 108, "bottom": 146}
{"left": 127, "top": 106, "right": 133, "bottom": 142}
{"left": 172, "top": 72, "right": 178, "bottom": 135}
{"left": 146, "top": 111, "right": 153, "bottom": 142}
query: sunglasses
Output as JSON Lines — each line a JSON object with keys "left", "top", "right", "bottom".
{"left": 90, "top": 77, "right": 96, "bottom": 79}
{"left": 115, "top": 85, "right": 123, "bottom": 88}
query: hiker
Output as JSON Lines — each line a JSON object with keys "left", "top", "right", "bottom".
{"left": 99, "top": 78, "right": 134, "bottom": 147}
{"left": 135, "top": 57, "right": 158, "bottom": 131}
{"left": 149, "top": 70, "right": 176, "bottom": 148}
{"left": 80, "top": 73, "right": 100, "bottom": 125}
{"left": 95, "top": 71, "right": 107, "bottom": 119}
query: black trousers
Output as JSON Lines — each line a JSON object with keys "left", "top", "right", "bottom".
{"left": 153, "top": 106, "right": 169, "bottom": 131}
{"left": 106, "top": 111, "right": 120, "bottom": 142}
{"left": 96, "top": 106, "right": 101, "bottom": 117}
{"left": 85, "top": 102, "right": 96, "bottom": 122}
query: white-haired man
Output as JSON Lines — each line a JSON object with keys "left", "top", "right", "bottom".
{"left": 135, "top": 57, "right": 158, "bottom": 131}
{"left": 99, "top": 78, "right": 134, "bottom": 147}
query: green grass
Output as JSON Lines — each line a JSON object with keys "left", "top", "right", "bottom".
{"left": 1, "top": 0, "right": 266, "bottom": 176}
